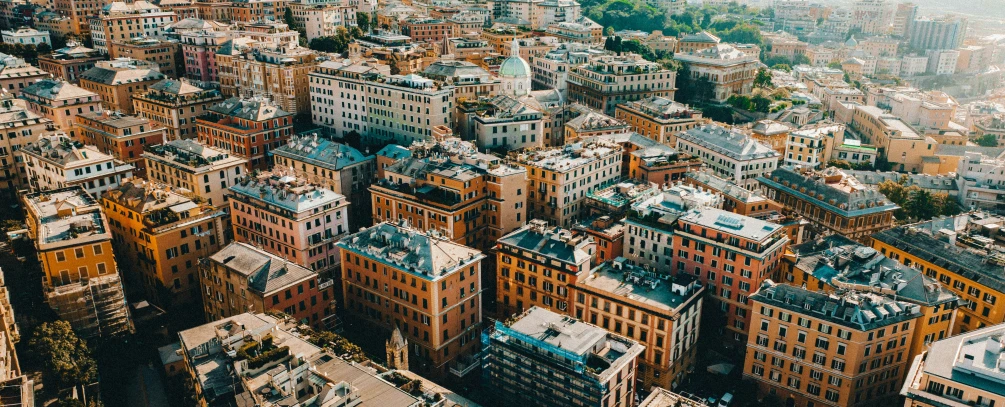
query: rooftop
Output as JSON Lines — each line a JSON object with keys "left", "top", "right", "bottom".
{"left": 209, "top": 242, "right": 317, "bottom": 295}
{"left": 229, "top": 171, "right": 345, "bottom": 214}
{"left": 619, "top": 96, "right": 702, "bottom": 121}
{"left": 913, "top": 324, "right": 1005, "bottom": 397}
{"left": 678, "top": 207, "right": 784, "bottom": 243}
{"left": 686, "top": 171, "right": 769, "bottom": 203}
{"left": 207, "top": 97, "right": 293, "bottom": 122}
{"left": 678, "top": 123, "right": 778, "bottom": 161}
{"left": 498, "top": 220, "right": 591, "bottom": 266}
{"left": 143, "top": 138, "right": 247, "bottom": 170}
{"left": 19, "top": 134, "right": 122, "bottom": 168}
{"left": 271, "top": 135, "right": 373, "bottom": 171}
{"left": 578, "top": 260, "right": 703, "bottom": 313}
{"left": 80, "top": 58, "right": 165, "bottom": 85}
{"left": 337, "top": 222, "right": 484, "bottom": 280}
{"left": 759, "top": 166, "right": 899, "bottom": 217}
{"left": 512, "top": 140, "right": 620, "bottom": 172}
{"left": 752, "top": 280, "right": 923, "bottom": 331}
{"left": 20, "top": 79, "right": 97, "bottom": 101}
{"left": 23, "top": 187, "right": 108, "bottom": 247}
{"left": 77, "top": 111, "right": 154, "bottom": 129}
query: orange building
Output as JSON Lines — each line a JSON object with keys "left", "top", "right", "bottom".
{"left": 23, "top": 187, "right": 133, "bottom": 338}
{"left": 102, "top": 179, "right": 228, "bottom": 310}
{"left": 109, "top": 38, "right": 182, "bottom": 79}
{"left": 336, "top": 222, "right": 486, "bottom": 379}
{"left": 685, "top": 171, "right": 785, "bottom": 218}
{"left": 37, "top": 44, "right": 106, "bottom": 84}
{"left": 76, "top": 111, "right": 167, "bottom": 177}
{"left": 614, "top": 96, "right": 704, "bottom": 146}
{"left": 572, "top": 215, "right": 624, "bottom": 265}
{"left": 401, "top": 17, "right": 457, "bottom": 43}
{"left": 20, "top": 79, "right": 103, "bottom": 138}
{"left": 196, "top": 97, "right": 294, "bottom": 170}
{"left": 79, "top": 59, "right": 166, "bottom": 115}
{"left": 744, "top": 282, "right": 921, "bottom": 407}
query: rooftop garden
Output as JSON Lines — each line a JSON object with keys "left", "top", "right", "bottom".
{"left": 234, "top": 335, "right": 290, "bottom": 370}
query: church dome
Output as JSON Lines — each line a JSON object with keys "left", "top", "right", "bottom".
{"left": 499, "top": 40, "right": 531, "bottom": 78}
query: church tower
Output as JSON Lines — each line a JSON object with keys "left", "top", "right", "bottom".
{"left": 386, "top": 327, "right": 409, "bottom": 371}
{"left": 498, "top": 39, "right": 532, "bottom": 97}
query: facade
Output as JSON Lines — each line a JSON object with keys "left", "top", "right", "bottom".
{"left": 615, "top": 96, "right": 703, "bottom": 145}
{"left": 496, "top": 219, "right": 594, "bottom": 317}
{"left": 871, "top": 214, "right": 1005, "bottom": 334}
{"left": 133, "top": 79, "right": 223, "bottom": 140}
{"left": 79, "top": 58, "right": 166, "bottom": 115}
{"left": 750, "top": 120, "right": 792, "bottom": 157}
{"left": 75, "top": 111, "right": 167, "bottom": 176}
{"left": 513, "top": 140, "right": 622, "bottom": 228}
{"left": 271, "top": 135, "right": 374, "bottom": 231}
{"left": 90, "top": 1, "right": 178, "bottom": 54}
{"left": 23, "top": 187, "right": 133, "bottom": 338}
{"left": 0, "top": 27, "right": 48, "bottom": 46}
{"left": 102, "top": 179, "right": 226, "bottom": 308}
{"left": 672, "top": 208, "right": 789, "bottom": 346}
{"left": 53, "top": 0, "right": 103, "bottom": 35}
{"left": 0, "top": 99, "right": 54, "bottom": 195}
{"left": 142, "top": 138, "right": 247, "bottom": 208}
{"left": 195, "top": 97, "right": 294, "bottom": 169}
{"left": 179, "top": 25, "right": 231, "bottom": 82}
{"left": 684, "top": 171, "right": 784, "bottom": 218}
{"left": 370, "top": 137, "right": 527, "bottom": 250}
{"left": 482, "top": 306, "right": 643, "bottom": 407}
{"left": 675, "top": 123, "right": 779, "bottom": 190}
{"left": 908, "top": 16, "right": 968, "bottom": 51}
{"left": 901, "top": 323, "right": 1005, "bottom": 407}
{"left": 291, "top": 2, "right": 357, "bottom": 41}
{"left": 337, "top": 222, "right": 486, "bottom": 378}
{"left": 574, "top": 260, "right": 704, "bottom": 390}
{"left": 19, "top": 134, "right": 134, "bottom": 197}
{"left": 758, "top": 166, "right": 898, "bottom": 243}
{"left": 216, "top": 42, "right": 317, "bottom": 115}
{"left": 567, "top": 54, "right": 675, "bottom": 115}
{"left": 673, "top": 44, "right": 760, "bottom": 103}
{"left": 19, "top": 79, "right": 102, "bottom": 136}
{"left": 0, "top": 59, "right": 49, "bottom": 97}
{"left": 784, "top": 123, "right": 847, "bottom": 169}
{"left": 201, "top": 242, "right": 335, "bottom": 328}
{"left": 622, "top": 183, "right": 721, "bottom": 270}
{"left": 744, "top": 281, "right": 921, "bottom": 407}
{"left": 458, "top": 95, "right": 544, "bottom": 151}
{"left": 229, "top": 171, "right": 349, "bottom": 274}
{"left": 37, "top": 45, "right": 106, "bottom": 84}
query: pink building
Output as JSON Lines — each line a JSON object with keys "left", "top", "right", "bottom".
{"left": 180, "top": 30, "right": 230, "bottom": 82}
{"left": 228, "top": 171, "right": 350, "bottom": 274}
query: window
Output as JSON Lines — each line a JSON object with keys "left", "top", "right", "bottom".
{"left": 807, "top": 383, "right": 820, "bottom": 396}
{"left": 824, "top": 389, "right": 839, "bottom": 402}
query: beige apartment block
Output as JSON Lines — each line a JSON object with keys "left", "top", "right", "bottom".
{"left": 133, "top": 79, "right": 224, "bottom": 140}
{"left": 143, "top": 138, "right": 247, "bottom": 208}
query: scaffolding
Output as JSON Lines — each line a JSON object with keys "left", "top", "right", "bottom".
{"left": 46, "top": 274, "right": 134, "bottom": 338}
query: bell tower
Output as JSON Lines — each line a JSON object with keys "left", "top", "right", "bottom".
{"left": 386, "top": 327, "right": 409, "bottom": 371}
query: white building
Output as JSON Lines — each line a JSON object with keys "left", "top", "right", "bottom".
{"left": 673, "top": 44, "right": 760, "bottom": 103}
{"left": 1, "top": 28, "right": 50, "bottom": 46}
{"left": 901, "top": 55, "right": 929, "bottom": 77}
{"left": 927, "top": 49, "right": 960, "bottom": 75}
{"left": 645, "top": 0, "right": 686, "bottom": 15}
{"left": 19, "top": 134, "right": 135, "bottom": 197}
{"left": 531, "top": 43, "right": 605, "bottom": 98}
{"left": 956, "top": 151, "right": 1005, "bottom": 211}
{"left": 784, "top": 123, "right": 846, "bottom": 169}
{"left": 142, "top": 139, "right": 247, "bottom": 208}
{"left": 294, "top": 2, "right": 357, "bottom": 41}
{"left": 623, "top": 184, "right": 721, "bottom": 270}
{"left": 675, "top": 123, "right": 779, "bottom": 189}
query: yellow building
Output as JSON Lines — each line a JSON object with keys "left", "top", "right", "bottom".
{"left": 780, "top": 235, "right": 959, "bottom": 363}
{"left": 614, "top": 96, "right": 704, "bottom": 145}
{"left": 102, "top": 179, "right": 227, "bottom": 309}
{"left": 133, "top": 79, "right": 224, "bottom": 140}
{"left": 216, "top": 42, "right": 317, "bottom": 115}
{"left": 872, "top": 214, "right": 1005, "bottom": 334}
{"left": 143, "top": 139, "right": 247, "bottom": 208}
{"left": 22, "top": 187, "right": 133, "bottom": 338}
{"left": 902, "top": 324, "right": 1005, "bottom": 407}
{"left": 79, "top": 59, "right": 166, "bottom": 115}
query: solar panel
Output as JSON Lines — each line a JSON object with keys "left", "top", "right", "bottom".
{"left": 715, "top": 214, "right": 743, "bottom": 229}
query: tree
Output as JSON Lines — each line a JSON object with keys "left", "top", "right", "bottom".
{"left": 357, "top": 12, "right": 371, "bottom": 33}
{"left": 53, "top": 398, "right": 103, "bottom": 407}
{"left": 604, "top": 26, "right": 615, "bottom": 36}
{"left": 750, "top": 95, "right": 772, "bottom": 113}
{"left": 827, "top": 61, "right": 842, "bottom": 69}
{"left": 28, "top": 321, "right": 98, "bottom": 390}
{"left": 284, "top": 7, "right": 296, "bottom": 29}
{"left": 754, "top": 68, "right": 772, "bottom": 88}
{"left": 388, "top": 52, "right": 401, "bottom": 75}
{"left": 975, "top": 133, "right": 999, "bottom": 147}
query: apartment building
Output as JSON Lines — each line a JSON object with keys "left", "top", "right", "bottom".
{"left": 53, "top": 0, "right": 100, "bottom": 35}
{"left": 685, "top": 171, "right": 784, "bottom": 218}
{"left": 20, "top": 134, "right": 134, "bottom": 197}
{"left": 591, "top": 132, "right": 702, "bottom": 186}
{"left": 33, "top": 11, "right": 74, "bottom": 39}
{"left": 0, "top": 58, "right": 50, "bottom": 97}
{"left": 574, "top": 261, "right": 703, "bottom": 390}
{"left": 102, "top": 179, "right": 226, "bottom": 308}
{"left": 496, "top": 220, "right": 594, "bottom": 317}
{"left": 0, "top": 98, "right": 54, "bottom": 194}
{"left": 901, "top": 324, "right": 1005, "bottom": 407}
{"left": 872, "top": 214, "right": 1005, "bottom": 334}
{"left": 229, "top": 171, "right": 349, "bottom": 274}
{"left": 615, "top": 96, "right": 704, "bottom": 145}
{"left": 216, "top": 43, "right": 317, "bottom": 115}
{"left": 401, "top": 17, "right": 456, "bottom": 43}
{"left": 531, "top": 43, "right": 606, "bottom": 98}
{"left": 23, "top": 187, "right": 133, "bottom": 338}
{"left": 781, "top": 235, "right": 959, "bottom": 361}
{"left": 744, "top": 282, "right": 921, "bottom": 407}
{"left": 133, "top": 79, "right": 224, "bottom": 140}
{"left": 337, "top": 222, "right": 486, "bottom": 378}
{"left": 974, "top": 114, "right": 1005, "bottom": 147}
{"left": 195, "top": 97, "right": 294, "bottom": 169}
{"left": 758, "top": 166, "right": 897, "bottom": 243}
{"left": 622, "top": 184, "right": 721, "bottom": 271}
{"left": 956, "top": 151, "right": 1005, "bottom": 211}
{"left": 784, "top": 123, "right": 848, "bottom": 169}
{"left": 292, "top": 2, "right": 357, "bottom": 41}
{"left": 309, "top": 60, "right": 386, "bottom": 137}
{"left": 513, "top": 140, "right": 622, "bottom": 228}
{"left": 572, "top": 215, "right": 624, "bottom": 265}
{"left": 370, "top": 137, "right": 527, "bottom": 250}
{"left": 142, "top": 139, "right": 246, "bottom": 208}
{"left": 75, "top": 111, "right": 167, "bottom": 176}
{"left": 201, "top": 242, "right": 335, "bottom": 328}
{"left": 458, "top": 95, "right": 545, "bottom": 151}
{"left": 90, "top": 1, "right": 178, "bottom": 54}
{"left": 37, "top": 44, "right": 105, "bottom": 84}
{"left": 178, "top": 24, "right": 232, "bottom": 82}
{"left": 672, "top": 208, "right": 789, "bottom": 346}
{"left": 567, "top": 53, "right": 675, "bottom": 115}
{"left": 675, "top": 123, "right": 779, "bottom": 190}
{"left": 673, "top": 44, "right": 760, "bottom": 103}
{"left": 849, "top": 105, "right": 936, "bottom": 173}
{"left": 79, "top": 58, "right": 166, "bottom": 115}
{"left": 19, "top": 79, "right": 102, "bottom": 137}
{"left": 750, "top": 120, "right": 792, "bottom": 157}
{"left": 545, "top": 17, "right": 603, "bottom": 45}
{"left": 0, "top": 266, "right": 32, "bottom": 406}
{"left": 108, "top": 38, "right": 181, "bottom": 78}
{"left": 563, "top": 111, "right": 630, "bottom": 143}
{"left": 908, "top": 15, "right": 968, "bottom": 51}
{"left": 482, "top": 306, "right": 643, "bottom": 407}
{"left": 420, "top": 60, "right": 500, "bottom": 108}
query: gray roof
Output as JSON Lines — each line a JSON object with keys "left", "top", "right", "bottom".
{"left": 498, "top": 221, "right": 591, "bottom": 266}
{"left": 752, "top": 281, "right": 923, "bottom": 331}
{"left": 80, "top": 65, "right": 164, "bottom": 85}
{"left": 148, "top": 78, "right": 208, "bottom": 95}
{"left": 311, "top": 356, "right": 420, "bottom": 407}
{"left": 935, "top": 143, "right": 1005, "bottom": 158}
{"left": 229, "top": 175, "right": 345, "bottom": 214}
{"left": 336, "top": 222, "right": 484, "bottom": 280}
{"left": 21, "top": 79, "right": 97, "bottom": 101}
{"left": 843, "top": 170, "right": 958, "bottom": 192}
{"left": 209, "top": 97, "right": 292, "bottom": 121}
{"left": 678, "top": 207, "right": 784, "bottom": 243}
{"left": 678, "top": 123, "right": 778, "bottom": 161}
{"left": 789, "top": 235, "right": 958, "bottom": 307}
{"left": 872, "top": 213, "right": 1005, "bottom": 294}
{"left": 914, "top": 324, "right": 1005, "bottom": 397}
{"left": 375, "top": 144, "right": 412, "bottom": 160}
{"left": 759, "top": 166, "right": 899, "bottom": 217}
{"left": 209, "top": 242, "right": 317, "bottom": 295}
{"left": 271, "top": 135, "right": 374, "bottom": 171}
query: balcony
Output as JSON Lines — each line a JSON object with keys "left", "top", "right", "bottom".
{"left": 449, "top": 351, "right": 482, "bottom": 377}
